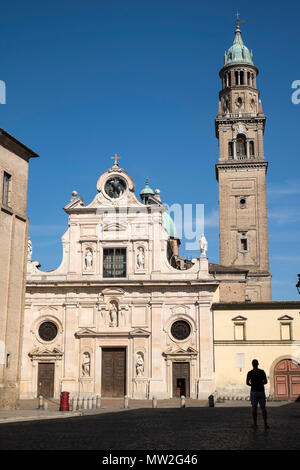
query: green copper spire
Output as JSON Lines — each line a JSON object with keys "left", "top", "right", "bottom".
{"left": 224, "top": 20, "right": 254, "bottom": 67}
{"left": 140, "top": 178, "right": 155, "bottom": 202}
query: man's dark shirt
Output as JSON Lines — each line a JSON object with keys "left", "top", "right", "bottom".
{"left": 246, "top": 368, "right": 267, "bottom": 392}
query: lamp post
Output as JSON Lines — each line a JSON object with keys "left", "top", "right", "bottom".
{"left": 296, "top": 274, "right": 300, "bottom": 295}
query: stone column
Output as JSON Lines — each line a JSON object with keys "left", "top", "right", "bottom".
{"left": 61, "top": 302, "right": 78, "bottom": 393}
{"left": 233, "top": 139, "right": 237, "bottom": 159}
{"left": 149, "top": 301, "right": 165, "bottom": 398}
{"left": 197, "top": 300, "right": 215, "bottom": 399}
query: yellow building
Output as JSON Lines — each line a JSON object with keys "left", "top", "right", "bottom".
{"left": 213, "top": 301, "right": 300, "bottom": 400}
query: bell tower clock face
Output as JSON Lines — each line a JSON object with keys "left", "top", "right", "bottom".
{"left": 104, "top": 176, "right": 127, "bottom": 199}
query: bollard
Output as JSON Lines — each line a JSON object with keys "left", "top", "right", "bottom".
{"left": 59, "top": 391, "right": 70, "bottom": 411}
{"left": 43, "top": 402, "right": 48, "bottom": 411}
{"left": 152, "top": 396, "right": 157, "bottom": 408}
{"left": 208, "top": 394, "right": 214, "bottom": 407}
{"left": 38, "top": 395, "right": 44, "bottom": 409}
{"left": 124, "top": 395, "right": 129, "bottom": 409}
{"left": 96, "top": 395, "right": 101, "bottom": 409}
{"left": 92, "top": 396, "right": 97, "bottom": 409}
{"left": 180, "top": 395, "right": 186, "bottom": 408}
{"left": 88, "top": 396, "right": 93, "bottom": 409}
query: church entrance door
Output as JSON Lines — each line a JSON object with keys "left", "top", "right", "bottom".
{"left": 37, "top": 362, "right": 54, "bottom": 398}
{"left": 101, "top": 348, "right": 126, "bottom": 397}
{"left": 172, "top": 362, "right": 190, "bottom": 398}
{"left": 274, "top": 359, "right": 300, "bottom": 400}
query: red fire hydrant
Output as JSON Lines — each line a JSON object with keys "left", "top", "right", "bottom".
{"left": 59, "top": 391, "right": 70, "bottom": 411}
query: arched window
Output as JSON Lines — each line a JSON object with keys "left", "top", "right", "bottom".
{"left": 236, "top": 134, "right": 247, "bottom": 158}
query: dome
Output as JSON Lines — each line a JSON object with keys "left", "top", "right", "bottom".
{"left": 224, "top": 23, "right": 254, "bottom": 67}
{"left": 140, "top": 178, "right": 155, "bottom": 197}
{"left": 162, "top": 212, "right": 178, "bottom": 238}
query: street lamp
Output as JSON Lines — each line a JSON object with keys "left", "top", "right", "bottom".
{"left": 297, "top": 274, "right": 300, "bottom": 295}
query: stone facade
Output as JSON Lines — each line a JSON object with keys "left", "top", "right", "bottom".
{"left": 0, "top": 129, "right": 38, "bottom": 408}
{"left": 22, "top": 163, "right": 219, "bottom": 400}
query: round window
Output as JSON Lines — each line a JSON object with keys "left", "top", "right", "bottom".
{"left": 38, "top": 321, "right": 58, "bottom": 342}
{"left": 171, "top": 320, "right": 191, "bottom": 341}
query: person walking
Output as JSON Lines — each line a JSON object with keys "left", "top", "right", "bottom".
{"left": 246, "top": 359, "right": 269, "bottom": 429}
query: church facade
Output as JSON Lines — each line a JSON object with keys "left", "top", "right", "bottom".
{"left": 22, "top": 158, "right": 219, "bottom": 400}
{"left": 20, "top": 22, "right": 300, "bottom": 402}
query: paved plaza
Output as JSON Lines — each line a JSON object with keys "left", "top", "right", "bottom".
{"left": 0, "top": 400, "right": 299, "bottom": 450}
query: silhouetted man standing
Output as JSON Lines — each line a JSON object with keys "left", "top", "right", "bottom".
{"left": 246, "top": 359, "right": 269, "bottom": 429}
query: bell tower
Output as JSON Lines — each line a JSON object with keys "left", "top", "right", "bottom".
{"left": 215, "top": 20, "right": 272, "bottom": 301}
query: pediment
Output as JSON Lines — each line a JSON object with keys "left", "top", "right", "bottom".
{"left": 232, "top": 315, "right": 247, "bottom": 322}
{"left": 163, "top": 346, "right": 198, "bottom": 357}
{"left": 278, "top": 315, "right": 294, "bottom": 321}
{"left": 129, "top": 328, "right": 151, "bottom": 337}
{"left": 75, "top": 328, "right": 96, "bottom": 338}
{"left": 63, "top": 196, "right": 84, "bottom": 212}
{"left": 28, "top": 347, "right": 63, "bottom": 358}
{"left": 38, "top": 306, "right": 58, "bottom": 313}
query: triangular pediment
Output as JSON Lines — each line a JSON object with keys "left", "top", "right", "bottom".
{"left": 38, "top": 306, "right": 58, "bottom": 313}
{"left": 129, "top": 328, "right": 151, "bottom": 337}
{"left": 232, "top": 315, "right": 247, "bottom": 322}
{"left": 75, "top": 328, "right": 96, "bottom": 337}
{"left": 278, "top": 315, "right": 294, "bottom": 321}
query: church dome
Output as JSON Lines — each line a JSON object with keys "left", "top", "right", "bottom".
{"left": 224, "top": 23, "right": 254, "bottom": 67}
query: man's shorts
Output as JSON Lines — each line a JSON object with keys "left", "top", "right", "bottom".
{"left": 250, "top": 391, "right": 266, "bottom": 407}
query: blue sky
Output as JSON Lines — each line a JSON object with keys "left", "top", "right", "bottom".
{"left": 1, "top": 1, "right": 300, "bottom": 300}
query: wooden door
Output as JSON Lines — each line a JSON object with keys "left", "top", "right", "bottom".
{"left": 38, "top": 363, "right": 54, "bottom": 398}
{"left": 172, "top": 362, "right": 190, "bottom": 398}
{"left": 274, "top": 359, "right": 300, "bottom": 400}
{"left": 101, "top": 348, "right": 126, "bottom": 397}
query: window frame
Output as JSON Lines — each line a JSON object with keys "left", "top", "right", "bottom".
{"left": 2, "top": 171, "right": 12, "bottom": 207}
{"left": 103, "top": 247, "right": 127, "bottom": 278}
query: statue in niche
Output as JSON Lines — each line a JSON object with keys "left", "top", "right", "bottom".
{"left": 109, "top": 303, "right": 118, "bottom": 327}
{"left": 27, "top": 238, "right": 32, "bottom": 261}
{"left": 82, "top": 352, "right": 91, "bottom": 376}
{"left": 85, "top": 249, "right": 93, "bottom": 270}
{"left": 199, "top": 233, "right": 208, "bottom": 257}
{"left": 136, "top": 353, "right": 144, "bottom": 377}
{"left": 137, "top": 247, "right": 145, "bottom": 270}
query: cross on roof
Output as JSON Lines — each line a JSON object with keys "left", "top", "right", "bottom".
{"left": 111, "top": 153, "right": 121, "bottom": 166}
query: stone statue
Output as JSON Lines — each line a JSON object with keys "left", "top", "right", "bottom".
{"left": 136, "top": 353, "right": 144, "bottom": 377}
{"left": 199, "top": 233, "right": 208, "bottom": 257}
{"left": 85, "top": 249, "right": 93, "bottom": 270}
{"left": 137, "top": 247, "right": 145, "bottom": 270}
{"left": 82, "top": 352, "right": 90, "bottom": 376}
{"left": 27, "top": 238, "right": 32, "bottom": 261}
{"left": 109, "top": 303, "right": 118, "bottom": 327}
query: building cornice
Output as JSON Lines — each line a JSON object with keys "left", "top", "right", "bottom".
{"left": 212, "top": 301, "right": 300, "bottom": 310}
